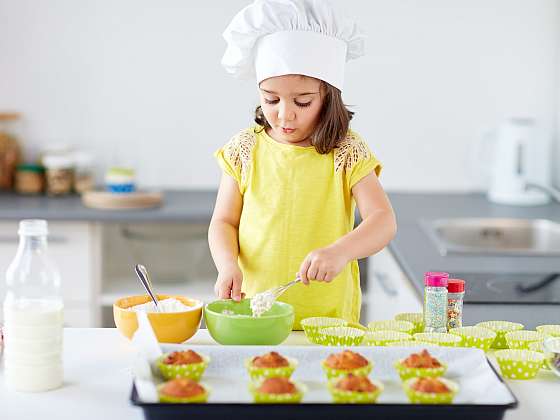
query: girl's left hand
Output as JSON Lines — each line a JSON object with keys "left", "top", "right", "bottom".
{"left": 297, "top": 246, "right": 349, "bottom": 285}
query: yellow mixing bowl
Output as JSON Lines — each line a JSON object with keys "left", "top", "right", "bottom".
{"left": 113, "top": 294, "right": 203, "bottom": 343}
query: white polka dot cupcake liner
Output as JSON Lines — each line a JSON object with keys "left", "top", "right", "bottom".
{"left": 505, "top": 330, "right": 546, "bottom": 350}
{"left": 528, "top": 341, "right": 549, "bottom": 370}
{"left": 368, "top": 320, "right": 415, "bottom": 334}
{"left": 364, "top": 330, "right": 412, "bottom": 346}
{"left": 249, "top": 380, "right": 306, "bottom": 404}
{"left": 386, "top": 340, "right": 423, "bottom": 347}
{"left": 394, "top": 360, "right": 448, "bottom": 381}
{"left": 395, "top": 313, "right": 425, "bottom": 334}
{"left": 156, "top": 354, "right": 210, "bottom": 381}
{"left": 536, "top": 324, "right": 560, "bottom": 338}
{"left": 157, "top": 382, "right": 210, "bottom": 403}
{"left": 327, "top": 377, "right": 384, "bottom": 403}
{"left": 319, "top": 326, "right": 365, "bottom": 347}
{"left": 244, "top": 357, "right": 298, "bottom": 382}
{"left": 494, "top": 349, "right": 544, "bottom": 380}
{"left": 449, "top": 326, "right": 497, "bottom": 352}
{"left": 301, "top": 317, "right": 348, "bottom": 345}
{"left": 402, "top": 377, "right": 459, "bottom": 404}
{"left": 475, "top": 321, "right": 524, "bottom": 349}
{"left": 320, "top": 359, "right": 374, "bottom": 380}
{"left": 412, "top": 332, "right": 463, "bottom": 347}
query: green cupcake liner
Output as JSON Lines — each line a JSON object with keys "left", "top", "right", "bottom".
{"left": 301, "top": 317, "right": 348, "bottom": 345}
{"left": 368, "top": 320, "right": 415, "bottom": 334}
{"left": 536, "top": 324, "right": 560, "bottom": 338}
{"left": 475, "top": 321, "right": 524, "bottom": 349}
{"left": 449, "top": 326, "right": 497, "bottom": 352}
{"left": 321, "top": 359, "right": 373, "bottom": 379}
{"left": 386, "top": 340, "right": 424, "bottom": 347}
{"left": 394, "top": 360, "right": 447, "bottom": 381}
{"left": 505, "top": 331, "right": 546, "bottom": 350}
{"left": 249, "top": 381, "right": 306, "bottom": 404}
{"left": 403, "top": 378, "right": 458, "bottom": 404}
{"left": 413, "top": 333, "right": 463, "bottom": 347}
{"left": 157, "top": 354, "right": 210, "bottom": 381}
{"left": 244, "top": 357, "right": 298, "bottom": 381}
{"left": 364, "top": 330, "right": 412, "bottom": 346}
{"left": 528, "top": 341, "right": 549, "bottom": 370}
{"left": 157, "top": 383, "right": 210, "bottom": 403}
{"left": 494, "top": 349, "right": 544, "bottom": 380}
{"left": 327, "top": 378, "right": 384, "bottom": 404}
{"left": 319, "top": 327, "right": 365, "bottom": 346}
{"left": 395, "top": 313, "right": 425, "bottom": 334}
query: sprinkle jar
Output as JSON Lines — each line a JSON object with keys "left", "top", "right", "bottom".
{"left": 447, "top": 279, "right": 465, "bottom": 330}
{"left": 423, "top": 272, "right": 449, "bottom": 333}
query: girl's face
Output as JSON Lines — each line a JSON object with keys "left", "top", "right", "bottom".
{"left": 259, "top": 75, "right": 324, "bottom": 146}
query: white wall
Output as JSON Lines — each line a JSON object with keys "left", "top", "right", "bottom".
{"left": 0, "top": 0, "right": 558, "bottom": 191}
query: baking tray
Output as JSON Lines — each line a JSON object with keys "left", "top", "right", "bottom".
{"left": 131, "top": 344, "right": 518, "bottom": 420}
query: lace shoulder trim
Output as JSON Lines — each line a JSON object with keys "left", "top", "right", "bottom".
{"left": 224, "top": 128, "right": 257, "bottom": 184}
{"left": 334, "top": 131, "right": 371, "bottom": 173}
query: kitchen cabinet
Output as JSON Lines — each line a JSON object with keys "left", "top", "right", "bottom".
{"left": 0, "top": 221, "right": 100, "bottom": 326}
{"left": 363, "top": 247, "right": 422, "bottom": 321}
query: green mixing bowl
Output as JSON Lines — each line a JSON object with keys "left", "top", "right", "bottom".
{"left": 204, "top": 299, "right": 295, "bottom": 345}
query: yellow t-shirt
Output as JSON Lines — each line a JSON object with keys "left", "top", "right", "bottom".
{"left": 214, "top": 125, "right": 382, "bottom": 329}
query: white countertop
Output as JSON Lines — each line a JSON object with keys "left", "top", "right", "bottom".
{"left": 0, "top": 328, "right": 557, "bottom": 420}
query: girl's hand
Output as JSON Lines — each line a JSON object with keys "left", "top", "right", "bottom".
{"left": 298, "top": 246, "right": 349, "bottom": 285}
{"left": 214, "top": 263, "right": 245, "bottom": 301}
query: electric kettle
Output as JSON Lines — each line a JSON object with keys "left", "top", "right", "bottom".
{"left": 486, "top": 118, "right": 551, "bottom": 206}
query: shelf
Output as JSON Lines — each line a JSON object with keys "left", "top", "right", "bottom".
{"left": 100, "top": 275, "right": 216, "bottom": 306}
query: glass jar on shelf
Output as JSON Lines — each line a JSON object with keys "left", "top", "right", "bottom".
{"left": 72, "top": 151, "right": 95, "bottom": 194}
{"left": 42, "top": 154, "right": 74, "bottom": 196}
{"left": 0, "top": 112, "right": 22, "bottom": 191}
{"left": 15, "top": 163, "right": 45, "bottom": 195}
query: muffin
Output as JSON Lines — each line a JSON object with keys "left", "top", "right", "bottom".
{"left": 321, "top": 350, "right": 373, "bottom": 379}
{"left": 158, "top": 378, "right": 209, "bottom": 403}
{"left": 245, "top": 351, "right": 298, "bottom": 381}
{"left": 157, "top": 349, "right": 210, "bottom": 381}
{"left": 403, "top": 377, "right": 458, "bottom": 404}
{"left": 394, "top": 349, "right": 447, "bottom": 380}
{"left": 249, "top": 377, "right": 305, "bottom": 403}
{"left": 328, "top": 374, "right": 384, "bottom": 404}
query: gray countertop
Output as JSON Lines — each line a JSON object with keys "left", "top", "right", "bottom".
{"left": 0, "top": 190, "right": 217, "bottom": 222}
{"left": 387, "top": 192, "right": 560, "bottom": 327}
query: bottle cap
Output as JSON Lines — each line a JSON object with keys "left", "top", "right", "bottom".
{"left": 424, "top": 271, "right": 449, "bottom": 287}
{"left": 447, "top": 279, "right": 465, "bottom": 293}
{"left": 19, "top": 219, "right": 48, "bottom": 236}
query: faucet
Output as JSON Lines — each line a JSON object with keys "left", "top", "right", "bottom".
{"left": 524, "top": 181, "right": 560, "bottom": 203}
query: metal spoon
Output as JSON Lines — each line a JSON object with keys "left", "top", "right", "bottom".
{"left": 134, "top": 264, "right": 161, "bottom": 313}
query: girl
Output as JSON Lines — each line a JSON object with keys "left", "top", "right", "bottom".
{"left": 209, "top": 0, "right": 397, "bottom": 329}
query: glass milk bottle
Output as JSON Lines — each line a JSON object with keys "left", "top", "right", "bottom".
{"left": 423, "top": 271, "right": 449, "bottom": 333}
{"left": 3, "top": 219, "right": 64, "bottom": 392}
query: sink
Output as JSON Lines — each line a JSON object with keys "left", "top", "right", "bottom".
{"left": 422, "top": 218, "right": 560, "bottom": 256}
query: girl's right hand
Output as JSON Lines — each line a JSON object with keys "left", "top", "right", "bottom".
{"left": 214, "top": 263, "right": 245, "bottom": 302}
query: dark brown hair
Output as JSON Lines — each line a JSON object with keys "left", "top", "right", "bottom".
{"left": 254, "top": 80, "right": 354, "bottom": 154}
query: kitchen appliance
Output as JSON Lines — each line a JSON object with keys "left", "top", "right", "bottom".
{"left": 484, "top": 118, "right": 551, "bottom": 206}
{"left": 452, "top": 272, "right": 560, "bottom": 304}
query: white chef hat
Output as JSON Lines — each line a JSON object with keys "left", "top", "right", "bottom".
{"left": 221, "top": 0, "right": 365, "bottom": 91}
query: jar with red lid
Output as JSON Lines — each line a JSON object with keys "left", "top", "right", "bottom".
{"left": 447, "top": 279, "right": 465, "bottom": 330}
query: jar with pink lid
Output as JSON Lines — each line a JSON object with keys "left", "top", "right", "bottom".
{"left": 423, "top": 272, "right": 449, "bottom": 333}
